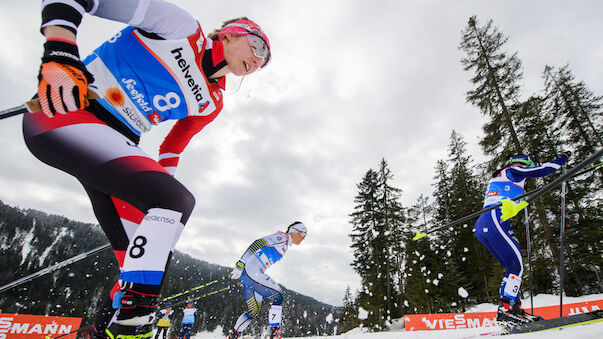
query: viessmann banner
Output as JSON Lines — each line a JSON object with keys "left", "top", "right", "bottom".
{"left": 0, "top": 313, "right": 82, "bottom": 339}
{"left": 404, "top": 299, "right": 603, "bottom": 331}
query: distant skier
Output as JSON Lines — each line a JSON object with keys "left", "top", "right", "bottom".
{"left": 227, "top": 221, "right": 308, "bottom": 339}
{"left": 179, "top": 301, "right": 198, "bottom": 339}
{"left": 474, "top": 153, "right": 569, "bottom": 325}
{"left": 155, "top": 302, "right": 174, "bottom": 339}
{"left": 26, "top": 1, "right": 271, "bottom": 338}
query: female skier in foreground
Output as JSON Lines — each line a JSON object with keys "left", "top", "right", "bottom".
{"left": 27, "top": 0, "right": 271, "bottom": 338}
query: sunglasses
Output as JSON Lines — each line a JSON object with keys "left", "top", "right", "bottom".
{"left": 247, "top": 34, "right": 270, "bottom": 63}
{"left": 222, "top": 22, "right": 271, "bottom": 68}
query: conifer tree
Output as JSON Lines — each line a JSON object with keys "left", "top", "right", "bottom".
{"left": 349, "top": 160, "right": 406, "bottom": 329}
{"left": 543, "top": 64, "right": 603, "bottom": 152}
{"left": 460, "top": 15, "right": 524, "bottom": 154}
{"left": 337, "top": 286, "right": 359, "bottom": 334}
{"left": 542, "top": 65, "right": 603, "bottom": 294}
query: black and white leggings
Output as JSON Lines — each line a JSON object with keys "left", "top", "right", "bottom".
{"left": 23, "top": 107, "right": 195, "bottom": 329}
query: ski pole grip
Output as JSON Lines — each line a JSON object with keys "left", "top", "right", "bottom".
{"left": 25, "top": 89, "right": 101, "bottom": 113}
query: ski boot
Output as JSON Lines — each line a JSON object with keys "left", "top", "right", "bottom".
{"left": 105, "top": 322, "right": 154, "bottom": 339}
{"left": 513, "top": 300, "right": 543, "bottom": 322}
{"left": 226, "top": 329, "right": 240, "bottom": 339}
{"left": 496, "top": 297, "right": 540, "bottom": 327}
{"left": 105, "top": 288, "right": 160, "bottom": 339}
{"left": 269, "top": 326, "right": 281, "bottom": 339}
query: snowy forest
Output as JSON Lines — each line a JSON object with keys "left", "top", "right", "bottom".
{"left": 338, "top": 16, "right": 602, "bottom": 332}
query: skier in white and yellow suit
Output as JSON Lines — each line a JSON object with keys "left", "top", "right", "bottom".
{"left": 227, "top": 222, "right": 307, "bottom": 339}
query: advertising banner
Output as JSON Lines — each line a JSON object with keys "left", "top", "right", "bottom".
{"left": 404, "top": 299, "right": 603, "bottom": 331}
{"left": 0, "top": 313, "right": 82, "bottom": 339}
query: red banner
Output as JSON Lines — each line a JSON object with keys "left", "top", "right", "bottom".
{"left": 404, "top": 299, "right": 603, "bottom": 331}
{"left": 0, "top": 313, "right": 82, "bottom": 339}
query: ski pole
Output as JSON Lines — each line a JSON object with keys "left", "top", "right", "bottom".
{"left": 0, "top": 90, "right": 100, "bottom": 120}
{"left": 166, "top": 282, "right": 237, "bottom": 307}
{"left": 162, "top": 279, "right": 220, "bottom": 302}
{"left": 524, "top": 208, "right": 534, "bottom": 314}
{"left": 522, "top": 148, "right": 602, "bottom": 205}
{"left": 413, "top": 148, "right": 603, "bottom": 240}
{"left": 559, "top": 165, "right": 567, "bottom": 317}
{"left": 0, "top": 243, "right": 110, "bottom": 294}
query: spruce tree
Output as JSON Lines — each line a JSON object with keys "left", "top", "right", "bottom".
{"left": 460, "top": 15, "right": 524, "bottom": 154}
{"left": 337, "top": 286, "right": 359, "bottom": 334}
{"left": 349, "top": 160, "right": 406, "bottom": 329}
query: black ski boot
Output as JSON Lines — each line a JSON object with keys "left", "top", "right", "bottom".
{"left": 496, "top": 297, "right": 541, "bottom": 327}
{"left": 270, "top": 326, "right": 281, "bottom": 339}
{"left": 513, "top": 300, "right": 544, "bottom": 322}
{"left": 105, "top": 288, "right": 160, "bottom": 339}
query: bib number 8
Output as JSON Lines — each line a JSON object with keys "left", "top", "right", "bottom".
{"left": 129, "top": 236, "right": 147, "bottom": 259}
{"left": 153, "top": 92, "right": 181, "bottom": 111}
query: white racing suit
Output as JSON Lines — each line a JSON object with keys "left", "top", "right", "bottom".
{"left": 232, "top": 231, "right": 290, "bottom": 333}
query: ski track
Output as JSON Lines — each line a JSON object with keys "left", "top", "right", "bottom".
{"left": 185, "top": 293, "right": 603, "bottom": 339}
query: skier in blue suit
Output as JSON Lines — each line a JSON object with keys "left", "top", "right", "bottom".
{"left": 474, "top": 153, "right": 569, "bottom": 325}
{"left": 227, "top": 221, "right": 307, "bottom": 339}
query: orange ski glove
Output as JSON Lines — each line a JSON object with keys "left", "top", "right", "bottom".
{"left": 37, "top": 38, "right": 94, "bottom": 117}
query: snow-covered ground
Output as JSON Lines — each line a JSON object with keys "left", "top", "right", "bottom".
{"left": 186, "top": 293, "right": 603, "bottom": 338}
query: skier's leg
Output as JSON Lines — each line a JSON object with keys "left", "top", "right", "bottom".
{"left": 23, "top": 110, "right": 194, "bottom": 337}
{"left": 233, "top": 287, "right": 262, "bottom": 333}
{"left": 490, "top": 210, "right": 523, "bottom": 301}
{"left": 475, "top": 209, "right": 523, "bottom": 301}
{"left": 83, "top": 188, "right": 145, "bottom": 337}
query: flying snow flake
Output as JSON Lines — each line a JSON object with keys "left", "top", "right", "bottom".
{"left": 426, "top": 279, "right": 431, "bottom": 283}
{"left": 358, "top": 307, "right": 369, "bottom": 320}
{"left": 451, "top": 302, "right": 457, "bottom": 306}
{"left": 438, "top": 273, "right": 444, "bottom": 279}
{"left": 420, "top": 255, "right": 425, "bottom": 261}
{"left": 424, "top": 289, "right": 429, "bottom": 293}
{"left": 433, "top": 279, "right": 439, "bottom": 286}
{"left": 447, "top": 250, "right": 452, "bottom": 257}
{"left": 303, "top": 310, "right": 307, "bottom": 318}
{"left": 464, "top": 247, "right": 469, "bottom": 252}
{"left": 326, "top": 313, "right": 333, "bottom": 323}
{"left": 404, "top": 300, "right": 409, "bottom": 307}
{"left": 458, "top": 287, "right": 469, "bottom": 298}
{"left": 412, "top": 260, "right": 417, "bottom": 264}
{"left": 421, "top": 266, "right": 426, "bottom": 272}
